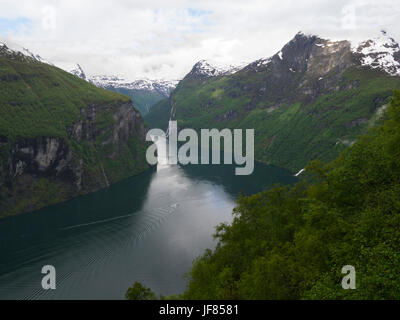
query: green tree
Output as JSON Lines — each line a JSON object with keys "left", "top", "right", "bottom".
{"left": 125, "top": 282, "right": 157, "bottom": 300}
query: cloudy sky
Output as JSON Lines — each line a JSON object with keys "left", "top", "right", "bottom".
{"left": 0, "top": 0, "right": 399, "bottom": 80}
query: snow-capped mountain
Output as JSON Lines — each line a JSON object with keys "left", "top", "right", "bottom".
{"left": 0, "top": 38, "right": 52, "bottom": 65}
{"left": 352, "top": 30, "right": 400, "bottom": 76}
{"left": 190, "top": 59, "right": 248, "bottom": 78}
{"left": 58, "top": 63, "right": 179, "bottom": 115}
{"left": 246, "top": 30, "right": 400, "bottom": 78}
{"left": 89, "top": 75, "right": 179, "bottom": 97}
{"left": 70, "top": 64, "right": 87, "bottom": 81}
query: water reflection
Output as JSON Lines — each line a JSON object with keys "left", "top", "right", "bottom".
{"left": 0, "top": 138, "right": 296, "bottom": 300}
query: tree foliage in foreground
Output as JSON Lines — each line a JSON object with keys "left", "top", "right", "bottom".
{"left": 182, "top": 90, "right": 400, "bottom": 300}
{"left": 125, "top": 281, "right": 157, "bottom": 300}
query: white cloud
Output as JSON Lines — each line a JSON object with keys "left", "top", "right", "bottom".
{"left": 0, "top": 0, "right": 399, "bottom": 80}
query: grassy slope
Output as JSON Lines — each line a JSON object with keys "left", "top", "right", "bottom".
{"left": 0, "top": 55, "right": 130, "bottom": 138}
{"left": 171, "top": 67, "right": 400, "bottom": 172}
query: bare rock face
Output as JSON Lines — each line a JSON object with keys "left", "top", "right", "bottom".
{"left": 0, "top": 101, "right": 148, "bottom": 217}
{"left": 9, "top": 137, "right": 75, "bottom": 179}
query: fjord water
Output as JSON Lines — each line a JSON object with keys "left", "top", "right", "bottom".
{"left": 0, "top": 142, "right": 296, "bottom": 299}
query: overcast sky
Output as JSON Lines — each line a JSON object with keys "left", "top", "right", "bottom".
{"left": 0, "top": 0, "right": 399, "bottom": 80}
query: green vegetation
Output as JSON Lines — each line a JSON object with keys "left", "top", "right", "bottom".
{"left": 106, "top": 87, "right": 165, "bottom": 116}
{"left": 181, "top": 91, "right": 400, "bottom": 299}
{"left": 127, "top": 91, "right": 400, "bottom": 300}
{"left": 126, "top": 282, "right": 157, "bottom": 300}
{"left": 0, "top": 54, "right": 149, "bottom": 217}
{"left": 3, "top": 177, "right": 70, "bottom": 217}
{"left": 143, "top": 98, "right": 172, "bottom": 130}
{"left": 0, "top": 55, "right": 130, "bottom": 139}
{"left": 171, "top": 67, "right": 400, "bottom": 172}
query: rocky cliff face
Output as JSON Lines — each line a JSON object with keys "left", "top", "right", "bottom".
{"left": 0, "top": 100, "right": 148, "bottom": 217}
{"left": 0, "top": 103, "right": 148, "bottom": 217}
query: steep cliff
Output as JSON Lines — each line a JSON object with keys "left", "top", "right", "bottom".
{"left": 0, "top": 43, "right": 149, "bottom": 217}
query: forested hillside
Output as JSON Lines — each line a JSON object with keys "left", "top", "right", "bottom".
{"left": 182, "top": 91, "right": 400, "bottom": 299}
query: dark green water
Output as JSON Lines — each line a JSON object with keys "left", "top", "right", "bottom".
{"left": 0, "top": 160, "right": 296, "bottom": 300}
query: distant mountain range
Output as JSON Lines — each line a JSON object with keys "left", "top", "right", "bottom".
{"left": 60, "top": 64, "right": 179, "bottom": 116}
{"left": 145, "top": 30, "right": 400, "bottom": 172}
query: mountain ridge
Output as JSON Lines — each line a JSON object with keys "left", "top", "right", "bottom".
{"left": 61, "top": 64, "right": 179, "bottom": 116}
{"left": 146, "top": 30, "right": 400, "bottom": 172}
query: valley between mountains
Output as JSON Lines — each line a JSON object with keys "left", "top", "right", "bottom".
{"left": 144, "top": 31, "right": 400, "bottom": 172}
{"left": 1, "top": 26, "right": 400, "bottom": 300}
{"left": 1, "top": 30, "right": 400, "bottom": 216}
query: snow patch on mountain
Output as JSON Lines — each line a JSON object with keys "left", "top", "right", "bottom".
{"left": 89, "top": 75, "right": 179, "bottom": 97}
{"left": 353, "top": 30, "right": 400, "bottom": 76}
{"left": 70, "top": 64, "right": 87, "bottom": 81}
{"left": 0, "top": 37, "right": 52, "bottom": 65}
{"left": 191, "top": 59, "right": 248, "bottom": 77}
{"left": 255, "top": 57, "right": 272, "bottom": 68}
{"left": 56, "top": 62, "right": 178, "bottom": 97}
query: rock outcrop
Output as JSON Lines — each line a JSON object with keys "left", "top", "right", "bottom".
{"left": 0, "top": 100, "right": 148, "bottom": 217}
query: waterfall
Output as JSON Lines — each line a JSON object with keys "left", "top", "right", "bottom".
{"left": 100, "top": 162, "right": 110, "bottom": 187}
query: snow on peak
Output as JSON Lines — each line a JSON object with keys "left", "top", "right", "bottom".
{"left": 295, "top": 31, "right": 319, "bottom": 39}
{"left": 70, "top": 64, "right": 87, "bottom": 81}
{"left": 56, "top": 61, "right": 178, "bottom": 97}
{"left": 191, "top": 59, "right": 246, "bottom": 77}
{"left": 89, "top": 74, "right": 179, "bottom": 97}
{"left": 0, "top": 38, "right": 52, "bottom": 65}
{"left": 255, "top": 57, "right": 272, "bottom": 68}
{"left": 353, "top": 30, "right": 400, "bottom": 76}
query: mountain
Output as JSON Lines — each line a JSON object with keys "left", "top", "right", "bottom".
{"left": 70, "top": 63, "right": 87, "bottom": 81}
{"left": 61, "top": 63, "right": 179, "bottom": 116}
{"left": 353, "top": 30, "right": 400, "bottom": 76}
{"left": 0, "top": 38, "right": 53, "bottom": 65}
{"left": 90, "top": 75, "right": 178, "bottom": 97}
{"left": 143, "top": 98, "right": 173, "bottom": 130}
{"left": 143, "top": 60, "right": 246, "bottom": 129}
{"left": 158, "top": 30, "right": 400, "bottom": 173}
{"left": 188, "top": 59, "right": 247, "bottom": 78}
{"left": 0, "top": 41, "right": 149, "bottom": 217}
{"left": 89, "top": 75, "right": 178, "bottom": 116}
